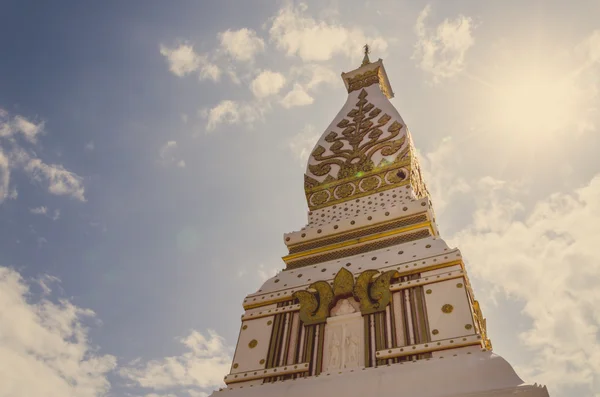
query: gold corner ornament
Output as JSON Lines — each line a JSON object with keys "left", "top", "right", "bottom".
{"left": 293, "top": 268, "right": 398, "bottom": 324}
{"left": 473, "top": 300, "right": 493, "bottom": 350}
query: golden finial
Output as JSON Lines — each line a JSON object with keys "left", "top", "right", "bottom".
{"left": 361, "top": 44, "right": 371, "bottom": 66}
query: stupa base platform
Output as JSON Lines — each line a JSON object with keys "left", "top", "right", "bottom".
{"left": 211, "top": 351, "right": 549, "bottom": 397}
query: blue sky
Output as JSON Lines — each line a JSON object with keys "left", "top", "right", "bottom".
{"left": 1, "top": 1, "right": 600, "bottom": 396}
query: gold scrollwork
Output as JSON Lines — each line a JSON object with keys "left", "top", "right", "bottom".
{"left": 308, "top": 89, "right": 404, "bottom": 182}
{"left": 335, "top": 183, "right": 355, "bottom": 199}
{"left": 353, "top": 269, "right": 398, "bottom": 315}
{"left": 333, "top": 267, "right": 354, "bottom": 298}
{"left": 293, "top": 281, "right": 334, "bottom": 325}
{"left": 360, "top": 176, "right": 380, "bottom": 192}
{"left": 310, "top": 190, "right": 330, "bottom": 206}
{"left": 294, "top": 268, "right": 398, "bottom": 323}
{"left": 347, "top": 68, "right": 380, "bottom": 93}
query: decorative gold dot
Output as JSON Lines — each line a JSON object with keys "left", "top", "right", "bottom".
{"left": 456, "top": 283, "right": 463, "bottom": 288}
{"left": 432, "top": 329, "right": 439, "bottom": 335}
{"left": 367, "top": 216, "right": 372, "bottom": 220}
{"left": 441, "top": 304, "right": 454, "bottom": 314}
{"left": 334, "top": 225, "right": 338, "bottom": 229}
{"left": 350, "top": 220, "right": 355, "bottom": 225}
{"left": 242, "top": 325, "right": 248, "bottom": 330}
{"left": 465, "top": 324, "right": 473, "bottom": 330}
{"left": 267, "top": 320, "right": 273, "bottom": 325}
{"left": 425, "top": 244, "right": 431, "bottom": 248}
{"left": 285, "top": 237, "right": 290, "bottom": 241}
{"left": 274, "top": 279, "right": 279, "bottom": 283}
{"left": 301, "top": 233, "right": 306, "bottom": 237}
{"left": 249, "top": 339, "right": 258, "bottom": 348}
{"left": 233, "top": 363, "right": 239, "bottom": 369}
{"left": 317, "top": 229, "right": 322, "bottom": 233}
{"left": 260, "top": 359, "right": 265, "bottom": 365}
{"left": 426, "top": 289, "right": 432, "bottom": 294}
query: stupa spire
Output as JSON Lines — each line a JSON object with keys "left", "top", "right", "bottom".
{"left": 361, "top": 43, "right": 371, "bottom": 66}
{"left": 211, "top": 57, "right": 550, "bottom": 397}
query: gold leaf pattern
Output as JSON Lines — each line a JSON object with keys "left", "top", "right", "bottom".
{"left": 308, "top": 89, "right": 404, "bottom": 181}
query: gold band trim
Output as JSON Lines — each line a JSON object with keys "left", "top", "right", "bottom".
{"left": 224, "top": 363, "right": 309, "bottom": 384}
{"left": 375, "top": 334, "right": 481, "bottom": 360}
{"left": 285, "top": 228, "right": 432, "bottom": 269}
{"left": 288, "top": 214, "right": 428, "bottom": 254}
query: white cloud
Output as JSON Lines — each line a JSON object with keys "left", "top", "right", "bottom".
{"left": 281, "top": 84, "right": 314, "bottom": 108}
{"left": 0, "top": 111, "right": 86, "bottom": 204}
{"left": 412, "top": 5, "right": 475, "bottom": 83}
{"left": 0, "top": 112, "right": 44, "bottom": 144}
{"left": 419, "top": 137, "right": 471, "bottom": 214}
{"left": 13, "top": 116, "right": 44, "bottom": 144}
{"left": 0, "top": 149, "right": 10, "bottom": 203}
{"left": 288, "top": 124, "right": 320, "bottom": 165}
{"left": 269, "top": 3, "right": 388, "bottom": 62}
{"left": 204, "top": 100, "right": 268, "bottom": 131}
{"left": 291, "top": 64, "right": 338, "bottom": 91}
{"left": 250, "top": 70, "right": 286, "bottom": 98}
{"left": 160, "top": 44, "right": 221, "bottom": 82}
{"left": 119, "top": 329, "right": 231, "bottom": 396}
{"left": 219, "top": 28, "right": 265, "bottom": 62}
{"left": 160, "top": 141, "right": 178, "bottom": 159}
{"left": 29, "top": 206, "right": 48, "bottom": 215}
{"left": 446, "top": 173, "right": 600, "bottom": 394}
{"left": 0, "top": 266, "right": 116, "bottom": 397}
{"left": 25, "top": 158, "right": 85, "bottom": 201}
{"left": 159, "top": 141, "right": 185, "bottom": 168}
{"left": 257, "top": 264, "right": 280, "bottom": 283}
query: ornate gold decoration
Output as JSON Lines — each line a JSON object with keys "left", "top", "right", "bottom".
{"left": 259, "top": 359, "right": 265, "bottom": 365}
{"left": 242, "top": 325, "right": 248, "bottom": 330}
{"left": 233, "top": 363, "right": 239, "bottom": 369}
{"left": 347, "top": 68, "right": 380, "bottom": 93}
{"left": 432, "top": 329, "right": 439, "bottom": 335}
{"left": 249, "top": 339, "right": 258, "bottom": 348}
{"left": 465, "top": 324, "right": 473, "bottom": 330}
{"left": 473, "top": 300, "right": 493, "bottom": 350}
{"left": 333, "top": 268, "right": 354, "bottom": 297}
{"left": 311, "top": 190, "right": 330, "bottom": 206}
{"left": 441, "top": 304, "right": 454, "bottom": 314}
{"left": 293, "top": 281, "right": 334, "bottom": 325}
{"left": 335, "top": 183, "right": 354, "bottom": 198}
{"left": 456, "top": 283, "right": 463, "bottom": 288}
{"left": 353, "top": 269, "right": 398, "bottom": 315}
{"left": 308, "top": 89, "right": 404, "bottom": 182}
{"left": 360, "top": 176, "right": 380, "bottom": 191}
{"left": 425, "top": 289, "right": 432, "bottom": 294}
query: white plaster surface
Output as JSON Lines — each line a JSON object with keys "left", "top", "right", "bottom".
{"left": 211, "top": 351, "right": 549, "bottom": 397}
{"left": 247, "top": 236, "right": 459, "bottom": 299}
{"left": 231, "top": 316, "right": 274, "bottom": 374}
{"left": 425, "top": 278, "right": 475, "bottom": 341}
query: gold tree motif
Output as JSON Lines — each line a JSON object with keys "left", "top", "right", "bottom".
{"left": 308, "top": 89, "right": 405, "bottom": 180}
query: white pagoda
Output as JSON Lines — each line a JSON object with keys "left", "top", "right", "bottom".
{"left": 210, "top": 51, "right": 550, "bottom": 397}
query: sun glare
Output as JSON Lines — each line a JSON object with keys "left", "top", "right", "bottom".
{"left": 490, "top": 69, "right": 580, "bottom": 137}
